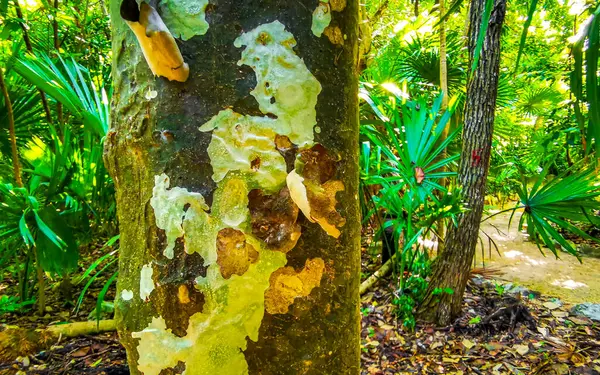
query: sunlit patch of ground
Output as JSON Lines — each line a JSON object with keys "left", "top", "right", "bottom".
{"left": 476, "top": 210, "right": 600, "bottom": 304}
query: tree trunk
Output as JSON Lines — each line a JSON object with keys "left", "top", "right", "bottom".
{"left": 418, "top": 0, "right": 506, "bottom": 326}
{"left": 0, "top": 67, "right": 22, "bottom": 187}
{"left": 439, "top": 0, "right": 449, "bottom": 109}
{"left": 105, "top": 1, "right": 361, "bottom": 374}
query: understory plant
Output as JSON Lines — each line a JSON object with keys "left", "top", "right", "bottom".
{"left": 360, "top": 87, "right": 464, "bottom": 329}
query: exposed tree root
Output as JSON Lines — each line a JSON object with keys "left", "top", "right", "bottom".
{"left": 482, "top": 296, "right": 536, "bottom": 333}
{"left": 0, "top": 319, "right": 116, "bottom": 362}
{"left": 360, "top": 255, "right": 395, "bottom": 295}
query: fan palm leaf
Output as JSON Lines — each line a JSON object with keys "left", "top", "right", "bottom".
{"left": 13, "top": 52, "right": 109, "bottom": 136}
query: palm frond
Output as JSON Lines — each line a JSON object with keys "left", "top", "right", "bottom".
{"left": 13, "top": 52, "right": 109, "bottom": 136}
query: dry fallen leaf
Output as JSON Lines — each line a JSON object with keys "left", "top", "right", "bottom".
{"left": 514, "top": 344, "right": 530, "bottom": 356}
{"left": 543, "top": 301, "right": 561, "bottom": 310}
{"left": 462, "top": 339, "right": 475, "bottom": 350}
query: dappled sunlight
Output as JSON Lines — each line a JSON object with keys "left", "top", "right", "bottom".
{"left": 477, "top": 210, "right": 600, "bottom": 303}
{"left": 552, "top": 279, "right": 588, "bottom": 290}
{"left": 503, "top": 250, "right": 523, "bottom": 258}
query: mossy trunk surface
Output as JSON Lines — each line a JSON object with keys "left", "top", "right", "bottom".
{"left": 104, "top": 1, "right": 361, "bottom": 374}
{"left": 418, "top": 0, "right": 507, "bottom": 326}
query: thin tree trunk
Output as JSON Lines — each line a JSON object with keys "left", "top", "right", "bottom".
{"left": 418, "top": 0, "right": 507, "bottom": 326}
{"left": 53, "top": 0, "right": 63, "bottom": 126}
{"left": 0, "top": 67, "right": 22, "bottom": 186}
{"left": 439, "top": 0, "right": 449, "bottom": 110}
{"left": 438, "top": 0, "right": 450, "bottom": 239}
{"left": 13, "top": 0, "right": 53, "bottom": 123}
{"left": 105, "top": 1, "right": 360, "bottom": 374}
{"left": 415, "top": 0, "right": 419, "bottom": 17}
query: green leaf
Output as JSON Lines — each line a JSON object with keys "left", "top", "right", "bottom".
{"left": 34, "top": 207, "right": 78, "bottom": 276}
{"left": 471, "top": 0, "right": 494, "bottom": 74}
{"left": 513, "top": 0, "right": 539, "bottom": 73}
{"left": 96, "top": 271, "right": 118, "bottom": 324}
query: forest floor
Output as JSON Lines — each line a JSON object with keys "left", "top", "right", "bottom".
{"left": 0, "top": 213, "right": 599, "bottom": 374}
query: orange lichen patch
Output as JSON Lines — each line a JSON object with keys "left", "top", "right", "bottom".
{"left": 216, "top": 228, "right": 259, "bottom": 279}
{"left": 324, "top": 26, "right": 344, "bottom": 46}
{"left": 264, "top": 258, "right": 325, "bottom": 315}
{"left": 287, "top": 165, "right": 346, "bottom": 238}
{"left": 299, "top": 144, "right": 336, "bottom": 184}
{"left": 275, "top": 134, "right": 293, "bottom": 151}
{"left": 305, "top": 180, "right": 346, "bottom": 238}
{"left": 178, "top": 284, "right": 190, "bottom": 304}
{"left": 330, "top": 0, "right": 347, "bottom": 12}
{"left": 248, "top": 188, "right": 301, "bottom": 253}
{"left": 122, "top": 2, "right": 189, "bottom": 82}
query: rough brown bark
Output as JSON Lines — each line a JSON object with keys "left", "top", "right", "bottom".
{"left": 105, "top": 1, "right": 360, "bottom": 374}
{"left": 418, "top": 0, "right": 506, "bottom": 326}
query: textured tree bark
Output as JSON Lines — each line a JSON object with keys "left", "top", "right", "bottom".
{"left": 105, "top": 1, "right": 360, "bottom": 374}
{"left": 418, "top": 0, "right": 506, "bottom": 326}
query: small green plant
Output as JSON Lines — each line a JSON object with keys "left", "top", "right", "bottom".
{"left": 0, "top": 295, "right": 35, "bottom": 314}
{"left": 74, "top": 235, "right": 119, "bottom": 322}
{"left": 367, "top": 327, "right": 376, "bottom": 338}
{"left": 360, "top": 90, "right": 464, "bottom": 330}
{"left": 494, "top": 282, "right": 505, "bottom": 297}
{"left": 469, "top": 315, "right": 482, "bottom": 324}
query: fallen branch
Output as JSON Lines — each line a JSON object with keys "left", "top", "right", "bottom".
{"left": 0, "top": 319, "right": 116, "bottom": 362}
{"left": 360, "top": 256, "right": 395, "bottom": 295}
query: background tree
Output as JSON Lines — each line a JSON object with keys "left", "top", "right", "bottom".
{"left": 418, "top": 0, "right": 507, "bottom": 325}
{"left": 105, "top": 0, "right": 361, "bottom": 374}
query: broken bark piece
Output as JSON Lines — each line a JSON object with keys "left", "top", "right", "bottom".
{"left": 121, "top": 0, "right": 189, "bottom": 82}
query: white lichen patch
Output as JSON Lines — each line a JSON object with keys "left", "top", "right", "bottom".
{"left": 151, "top": 174, "right": 210, "bottom": 259}
{"left": 159, "top": 0, "right": 210, "bottom": 41}
{"left": 233, "top": 21, "right": 322, "bottom": 147}
{"left": 121, "top": 289, "right": 134, "bottom": 301}
{"left": 199, "top": 110, "right": 288, "bottom": 191}
{"left": 312, "top": 1, "right": 332, "bottom": 37}
{"left": 140, "top": 264, "right": 155, "bottom": 301}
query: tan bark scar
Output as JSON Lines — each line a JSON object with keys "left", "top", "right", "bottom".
{"left": 265, "top": 258, "right": 325, "bottom": 314}
{"left": 125, "top": 3, "right": 189, "bottom": 82}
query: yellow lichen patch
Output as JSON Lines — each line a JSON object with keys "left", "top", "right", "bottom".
{"left": 133, "top": 244, "right": 287, "bottom": 375}
{"left": 177, "top": 285, "right": 190, "bottom": 304}
{"left": 330, "top": 0, "right": 347, "bottom": 12}
{"left": 199, "top": 109, "right": 287, "bottom": 191}
{"left": 123, "top": 2, "right": 189, "bottom": 82}
{"left": 324, "top": 25, "right": 345, "bottom": 46}
{"left": 216, "top": 228, "right": 259, "bottom": 279}
{"left": 265, "top": 258, "right": 325, "bottom": 315}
